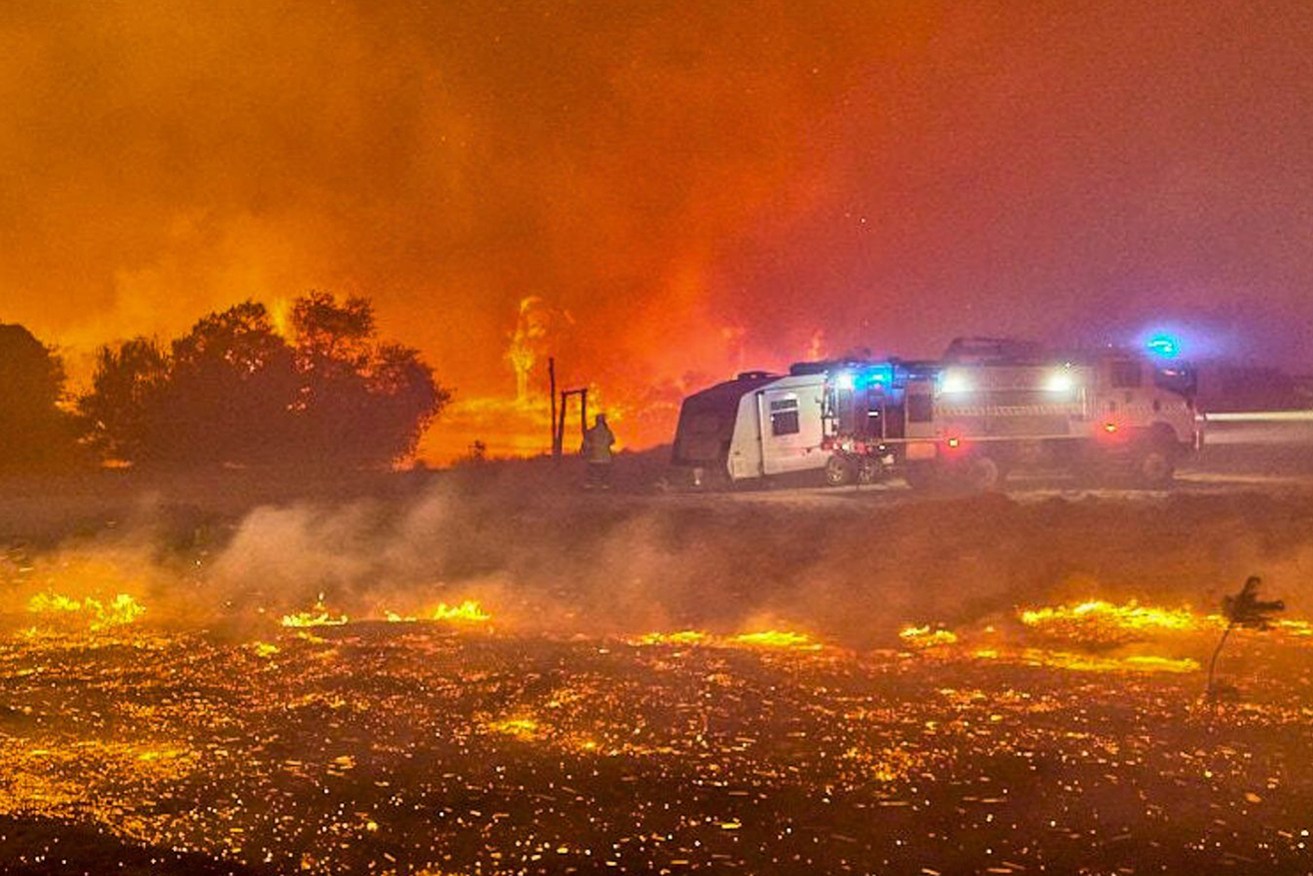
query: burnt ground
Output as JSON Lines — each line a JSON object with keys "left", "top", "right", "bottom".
{"left": 0, "top": 443, "right": 1312, "bottom": 873}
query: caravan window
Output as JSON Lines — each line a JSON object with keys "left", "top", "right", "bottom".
{"left": 769, "top": 397, "right": 800, "bottom": 436}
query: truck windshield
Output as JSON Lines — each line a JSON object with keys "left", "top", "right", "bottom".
{"left": 1153, "top": 365, "right": 1196, "bottom": 398}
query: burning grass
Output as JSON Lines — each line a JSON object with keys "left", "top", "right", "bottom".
{"left": 1017, "top": 599, "right": 1209, "bottom": 648}
{"left": 26, "top": 592, "right": 145, "bottom": 631}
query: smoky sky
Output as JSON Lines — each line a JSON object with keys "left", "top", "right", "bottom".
{"left": 2, "top": 1, "right": 1311, "bottom": 450}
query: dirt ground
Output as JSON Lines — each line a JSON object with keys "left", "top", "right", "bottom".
{"left": 1, "top": 445, "right": 1312, "bottom": 873}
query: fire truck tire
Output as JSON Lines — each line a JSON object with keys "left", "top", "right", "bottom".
{"left": 825, "top": 454, "right": 856, "bottom": 487}
{"left": 1136, "top": 446, "right": 1175, "bottom": 488}
{"left": 962, "top": 454, "right": 1005, "bottom": 492}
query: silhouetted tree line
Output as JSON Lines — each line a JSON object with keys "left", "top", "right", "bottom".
{"left": 0, "top": 323, "right": 83, "bottom": 473}
{"left": 1, "top": 293, "right": 449, "bottom": 473}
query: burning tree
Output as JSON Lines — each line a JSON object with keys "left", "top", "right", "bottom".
{"left": 1205, "top": 575, "right": 1285, "bottom": 702}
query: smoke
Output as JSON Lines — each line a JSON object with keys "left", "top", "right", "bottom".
{"left": 7, "top": 441, "right": 1313, "bottom": 652}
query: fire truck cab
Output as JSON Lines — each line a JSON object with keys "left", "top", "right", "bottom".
{"left": 823, "top": 338, "right": 1201, "bottom": 490}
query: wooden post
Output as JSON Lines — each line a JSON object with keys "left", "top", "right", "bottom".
{"left": 549, "top": 357, "right": 559, "bottom": 459}
{"left": 557, "top": 391, "right": 571, "bottom": 458}
{"left": 580, "top": 388, "right": 589, "bottom": 447}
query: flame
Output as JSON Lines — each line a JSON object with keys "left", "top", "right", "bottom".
{"left": 898, "top": 625, "right": 959, "bottom": 649}
{"left": 632, "top": 630, "right": 710, "bottom": 646}
{"left": 26, "top": 592, "right": 145, "bottom": 631}
{"left": 505, "top": 296, "right": 558, "bottom": 405}
{"left": 730, "top": 630, "right": 822, "bottom": 651}
{"left": 279, "top": 596, "right": 348, "bottom": 628}
{"left": 430, "top": 600, "right": 492, "bottom": 624}
{"left": 486, "top": 716, "right": 541, "bottom": 741}
{"left": 1274, "top": 619, "right": 1313, "bottom": 637}
{"left": 628, "top": 629, "right": 822, "bottom": 651}
{"left": 1018, "top": 600, "right": 1208, "bottom": 646}
{"left": 1019, "top": 649, "right": 1199, "bottom": 674}
{"left": 268, "top": 296, "right": 293, "bottom": 338}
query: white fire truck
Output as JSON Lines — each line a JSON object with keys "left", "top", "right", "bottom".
{"left": 822, "top": 337, "right": 1202, "bottom": 489}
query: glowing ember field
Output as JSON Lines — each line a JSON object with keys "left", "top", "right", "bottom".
{"left": 5, "top": 476, "right": 1313, "bottom": 873}
{"left": 3, "top": 609, "right": 1313, "bottom": 874}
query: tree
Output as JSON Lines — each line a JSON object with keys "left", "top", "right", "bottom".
{"left": 289, "top": 293, "right": 449, "bottom": 466}
{"left": 162, "top": 301, "right": 298, "bottom": 465}
{"left": 79, "top": 337, "right": 171, "bottom": 461}
{"left": 0, "top": 323, "right": 78, "bottom": 472}
{"left": 77, "top": 294, "right": 448, "bottom": 468}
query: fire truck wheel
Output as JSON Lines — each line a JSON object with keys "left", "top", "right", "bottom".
{"left": 902, "top": 462, "right": 937, "bottom": 491}
{"left": 1136, "top": 446, "right": 1175, "bottom": 488}
{"left": 825, "top": 454, "right": 856, "bottom": 487}
{"left": 963, "top": 454, "right": 1005, "bottom": 492}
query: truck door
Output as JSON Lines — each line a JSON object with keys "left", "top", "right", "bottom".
{"left": 760, "top": 386, "right": 821, "bottom": 475}
{"left": 901, "top": 379, "right": 938, "bottom": 460}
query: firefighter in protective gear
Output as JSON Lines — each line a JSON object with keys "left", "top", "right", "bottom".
{"left": 582, "top": 413, "right": 615, "bottom": 489}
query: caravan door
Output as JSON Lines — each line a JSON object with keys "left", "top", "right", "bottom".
{"left": 759, "top": 379, "right": 826, "bottom": 476}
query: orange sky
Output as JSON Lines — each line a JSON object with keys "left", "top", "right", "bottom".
{"left": 3, "top": 1, "right": 1311, "bottom": 461}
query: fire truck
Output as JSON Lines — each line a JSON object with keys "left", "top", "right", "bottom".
{"left": 821, "top": 337, "right": 1202, "bottom": 489}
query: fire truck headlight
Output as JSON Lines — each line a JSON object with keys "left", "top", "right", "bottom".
{"left": 940, "top": 370, "right": 971, "bottom": 394}
{"left": 834, "top": 371, "right": 855, "bottom": 391}
{"left": 1045, "top": 370, "right": 1076, "bottom": 393}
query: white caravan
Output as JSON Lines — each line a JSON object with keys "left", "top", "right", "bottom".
{"left": 670, "top": 367, "right": 832, "bottom": 486}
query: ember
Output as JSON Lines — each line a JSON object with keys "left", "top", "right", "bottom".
{"left": 1, "top": 600, "right": 1312, "bottom": 873}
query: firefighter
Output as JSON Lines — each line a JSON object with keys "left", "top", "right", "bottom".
{"left": 582, "top": 413, "right": 615, "bottom": 490}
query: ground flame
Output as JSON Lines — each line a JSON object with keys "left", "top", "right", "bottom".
{"left": 632, "top": 631, "right": 710, "bottom": 647}
{"left": 431, "top": 600, "right": 492, "bottom": 624}
{"left": 279, "top": 596, "right": 349, "bottom": 629}
{"left": 26, "top": 592, "right": 145, "bottom": 631}
{"left": 1018, "top": 600, "right": 1207, "bottom": 646}
{"left": 730, "top": 630, "right": 822, "bottom": 651}
{"left": 899, "top": 625, "right": 959, "bottom": 649}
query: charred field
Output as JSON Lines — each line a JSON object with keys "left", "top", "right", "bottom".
{"left": 2, "top": 456, "right": 1313, "bottom": 874}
